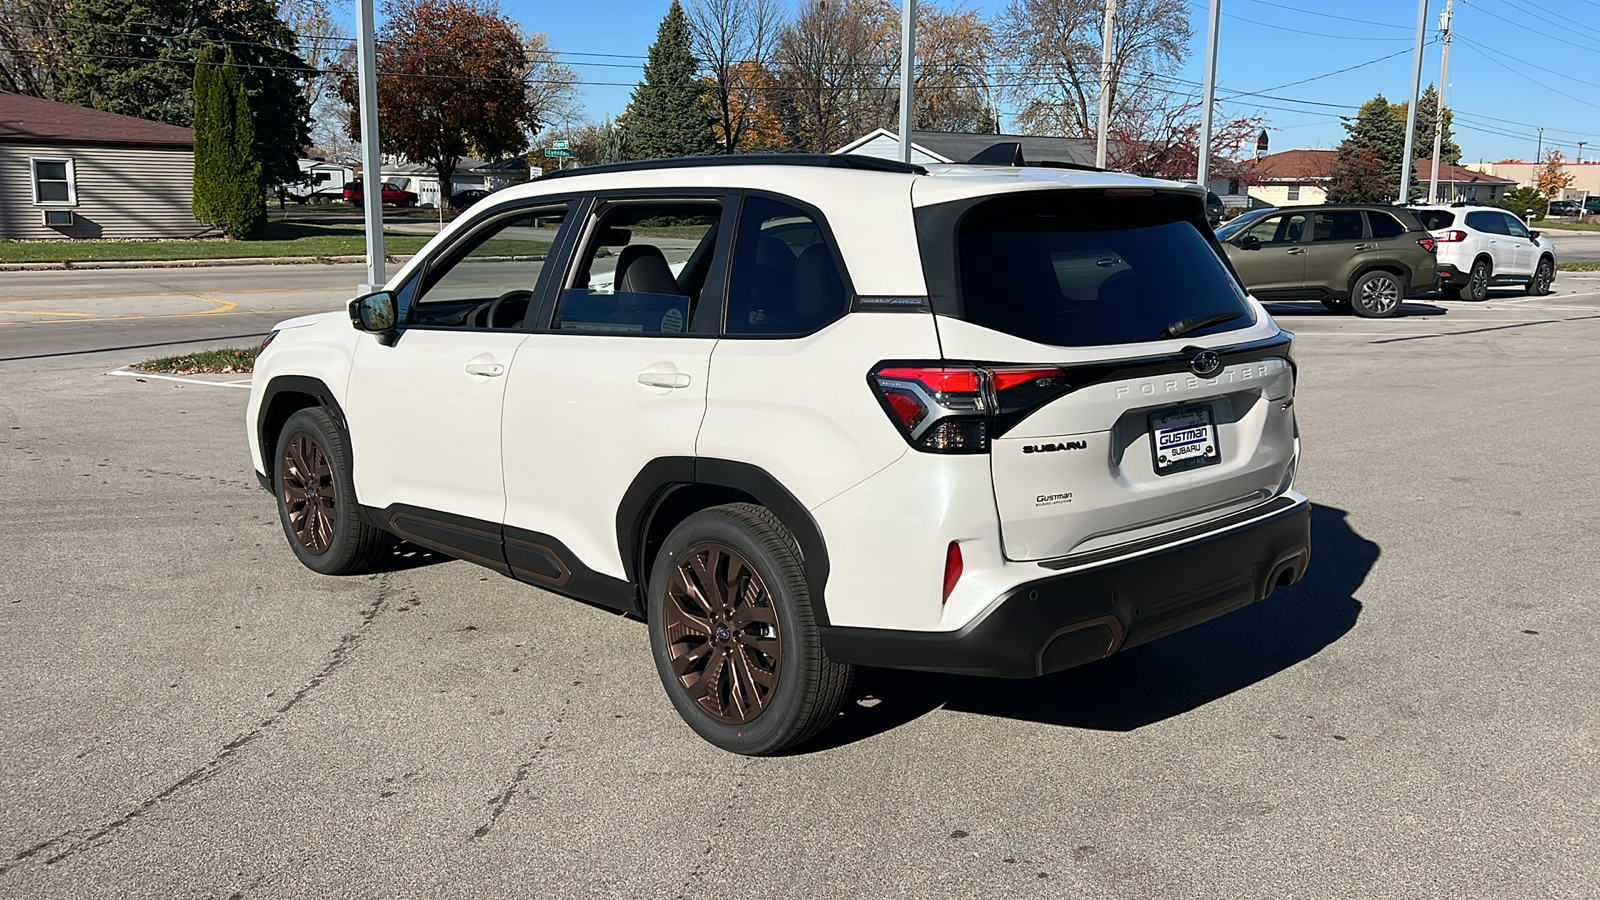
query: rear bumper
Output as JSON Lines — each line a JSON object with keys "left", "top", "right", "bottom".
{"left": 820, "top": 495, "right": 1312, "bottom": 678}
{"left": 1437, "top": 263, "right": 1468, "bottom": 286}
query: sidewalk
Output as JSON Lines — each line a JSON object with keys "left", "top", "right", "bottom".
{"left": 0, "top": 253, "right": 416, "bottom": 273}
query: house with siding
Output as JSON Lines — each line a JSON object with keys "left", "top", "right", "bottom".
{"left": 1249, "top": 149, "right": 1514, "bottom": 207}
{"left": 1, "top": 92, "right": 204, "bottom": 239}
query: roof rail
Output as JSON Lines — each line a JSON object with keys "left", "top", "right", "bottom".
{"left": 537, "top": 153, "right": 926, "bottom": 181}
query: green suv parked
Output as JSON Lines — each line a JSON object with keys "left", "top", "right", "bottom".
{"left": 1217, "top": 204, "right": 1439, "bottom": 318}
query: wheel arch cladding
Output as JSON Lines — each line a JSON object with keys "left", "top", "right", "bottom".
{"left": 259, "top": 375, "right": 348, "bottom": 481}
{"left": 1349, "top": 262, "right": 1409, "bottom": 294}
{"left": 617, "top": 457, "right": 833, "bottom": 626}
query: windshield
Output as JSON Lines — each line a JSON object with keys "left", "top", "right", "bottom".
{"left": 941, "top": 190, "right": 1254, "bottom": 348}
{"left": 1215, "top": 208, "right": 1272, "bottom": 240}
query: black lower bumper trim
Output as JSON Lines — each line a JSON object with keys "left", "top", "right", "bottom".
{"left": 820, "top": 499, "right": 1312, "bottom": 678}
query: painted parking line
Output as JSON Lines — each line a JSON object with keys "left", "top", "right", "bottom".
{"left": 105, "top": 369, "right": 253, "bottom": 389}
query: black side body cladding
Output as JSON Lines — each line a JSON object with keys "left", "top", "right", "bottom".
{"left": 819, "top": 499, "right": 1312, "bottom": 678}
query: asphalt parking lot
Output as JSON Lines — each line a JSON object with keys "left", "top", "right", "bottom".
{"left": 2, "top": 267, "right": 1598, "bottom": 898}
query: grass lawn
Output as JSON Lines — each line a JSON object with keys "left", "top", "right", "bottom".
{"left": 1541, "top": 221, "right": 1600, "bottom": 233}
{"left": 135, "top": 346, "right": 261, "bottom": 374}
{"left": 0, "top": 222, "right": 439, "bottom": 264}
{"left": 1557, "top": 260, "right": 1600, "bottom": 271}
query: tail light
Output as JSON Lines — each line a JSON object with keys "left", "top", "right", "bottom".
{"left": 1434, "top": 230, "right": 1468, "bottom": 243}
{"left": 869, "top": 363, "right": 1069, "bottom": 454}
{"left": 1416, "top": 236, "right": 1437, "bottom": 252}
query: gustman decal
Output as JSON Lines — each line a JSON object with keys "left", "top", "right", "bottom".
{"left": 1023, "top": 441, "right": 1088, "bottom": 454}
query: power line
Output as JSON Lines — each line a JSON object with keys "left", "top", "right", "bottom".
{"left": 1183, "top": 0, "right": 1414, "bottom": 42}
{"left": 1488, "top": 0, "right": 1600, "bottom": 42}
{"left": 1453, "top": 2, "right": 1600, "bottom": 58}
{"left": 1233, "top": 0, "right": 1412, "bottom": 31}
{"left": 1454, "top": 36, "right": 1600, "bottom": 113}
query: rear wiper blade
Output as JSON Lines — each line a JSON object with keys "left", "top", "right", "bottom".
{"left": 1160, "top": 311, "right": 1245, "bottom": 340}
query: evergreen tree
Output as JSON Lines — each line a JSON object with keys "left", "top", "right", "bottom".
{"left": 1330, "top": 94, "right": 1412, "bottom": 203}
{"left": 1390, "top": 84, "right": 1460, "bottom": 166}
{"left": 193, "top": 47, "right": 266, "bottom": 238}
{"left": 58, "top": 0, "right": 311, "bottom": 188}
{"left": 625, "top": 0, "right": 717, "bottom": 160}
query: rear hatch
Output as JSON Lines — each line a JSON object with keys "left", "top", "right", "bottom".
{"left": 911, "top": 185, "right": 1298, "bottom": 561}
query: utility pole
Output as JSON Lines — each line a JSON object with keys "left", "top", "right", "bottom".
{"left": 1195, "top": 0, "right": 1221, "bottom": 188}
{"left": 355, "top": 0, "right": 385, "bottom": 292}
{"left": 1095, "top": 0, "right": 1117, "bottom": 169}
{"left": 1536, "top": 127, "right": 1544, "bottom": 161}
{"left": 1427, "top": 0, "right": 1453, "bottom": 204}
{"left": 898, "top": 0, "right": 916, "bottom": 164}
{"left": 1399, "top": 0, "right": 1428, "bottom": 204}
{"left": 1579, "top": 141, "right": 1588, "bottom": 163}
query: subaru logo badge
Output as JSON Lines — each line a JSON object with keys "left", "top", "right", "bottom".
{"left": 1189, "top": 350, "right": 1222, "bottom": 377}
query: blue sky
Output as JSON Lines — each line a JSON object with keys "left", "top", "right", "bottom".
{"left": 350, "top": 0, "right": 1600, "bottom": 163}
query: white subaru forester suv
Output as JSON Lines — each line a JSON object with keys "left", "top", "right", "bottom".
{"left": 246, "top": 153, "right": 1311, "bottom": 754}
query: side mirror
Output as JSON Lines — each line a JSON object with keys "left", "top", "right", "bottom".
{"left": 1528, "top": 230, "right": 1540, "bottom": 240}
{"left": 1238, "top": 234, "right": 1261, "bottom": 250}
{"left": 349, "top": 290, "right": 398, "bottom": 341}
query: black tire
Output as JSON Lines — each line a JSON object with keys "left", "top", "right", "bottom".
{"left": 1525, "top": 258, "right": 1554, "bottom": 296}
{"left": 647, "top": 503, "right": 852, "bottom": 755}
{"left": 1319, "top": 297, "right": 1352, "bottom": 313}
{"left": 273, "top": 407, "right": 388, "bottom": 576}
{"left": 1351, "top": 270, "right": 1403, "bottom": 318}
{"left": 1461, "top": 258, "right": 1491, "bottom": 301}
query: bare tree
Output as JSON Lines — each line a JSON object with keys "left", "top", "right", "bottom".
{"left": 0, "top": 0, "right": 65, "bottom": 98}
{"left": 911, "top": 6, "right": 994, "bottom": 133}
{"left": 279, "top": 0, "right": 346, "bottom": 152}
{"left": 688, "top": 0, "right": 785, "bottom": 153}
{"left": 774, "top": 0, "right": 899, "bottom": 152}
{"left": 997, "top": 0, "right": 1189, "bottom": 138}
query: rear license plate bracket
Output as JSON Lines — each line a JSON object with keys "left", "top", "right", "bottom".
{"left": 1150, "top": 404, "right": 1220, "bottom": 475}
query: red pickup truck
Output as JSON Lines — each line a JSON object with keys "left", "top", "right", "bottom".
{"left": 341, "top": 179, "right": 418, "bottom": 207}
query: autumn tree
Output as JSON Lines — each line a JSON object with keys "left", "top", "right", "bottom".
{"left": 688, "top": 0, "right": 784, "bottom": 153}
{"left": 706, "top": 62, "right": 787, "bottom": 151}
{"left": 0, "top": 0, "right": 65, "bottom": 98}
{"left": 997, "top": 0, "right": 1189, "bottom": 138}
{"left": 909, "top": 6, "right": 994, "bottom": 133}
{"left": 56, "top": 0, "right": 311, "bottom": 188}
{"left": 1329, "top": 95, "right": 1411, "bottom": 203}
{"left": 1536, "top": 147, "right": 1575, "bottom": 197}
{"left": 774, "top": 0, "right": 899, "bottom": 153}
{"left": 1390, "top": 83, "right": 1459, "bottom": 166}
{"left": 1107, "top": 98, "right": 1263, "bottom": 183}
{"left": 626, "top": 0, "right": 718, "bottom": 160}
{"left": 337, "top": 0, "right": 574, "bottom": 195}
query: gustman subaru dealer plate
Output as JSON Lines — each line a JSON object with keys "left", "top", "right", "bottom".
{"left": 1150, "top": 404, "right": 1220, "bottom": 475}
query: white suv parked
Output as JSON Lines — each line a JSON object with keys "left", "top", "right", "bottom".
{"left": 1412, "top": 204, "right": 1558, "bottom": 299}
{"left": 246, "top": 154, "right": 1310, "bottom": 754}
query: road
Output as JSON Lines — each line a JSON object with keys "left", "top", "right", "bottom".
{"left": 1, "top": 266, "right": 1597, "bottom": 898}
{"left": 1544, "top": 228, "right": 1600, "bottom": 261}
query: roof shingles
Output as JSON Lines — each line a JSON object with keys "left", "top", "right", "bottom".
{"left": 0, "top": 91, "right": 194, "bottom": 148}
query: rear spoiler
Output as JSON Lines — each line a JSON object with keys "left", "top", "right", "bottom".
{"left": 966, "top": 142, "right": 1104, "bottom": 173}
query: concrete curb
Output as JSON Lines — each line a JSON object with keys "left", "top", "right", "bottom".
{"left": 0, "top": 254, "right": 415, "bottom": 273}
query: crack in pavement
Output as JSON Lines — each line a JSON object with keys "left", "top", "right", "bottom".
{"left": 676, "top": 759, "right": 753, "bottom": 899}
{"left": 0, "top": 574, "right": 396, "bottom": 877}
{"left": 469, "top": 705, "right": 565, "bottom": 842}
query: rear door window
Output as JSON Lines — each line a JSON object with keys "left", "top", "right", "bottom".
{"left": 724, "top": 195, "right": 850, "bottom": 335}
{"left": 552, "top": 199, "right": 724, "bottom": 334}
{"left": 1465, "top": 210, "right": 1506, "bottom": 234}
{"left": 944, "top": 190, "right": 1253, "bottom": 347}
{"left": 1312, "top": 210, "right": 1366, "bottom": 242}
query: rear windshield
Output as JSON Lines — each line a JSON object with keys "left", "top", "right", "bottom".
{"left": 946, "top": 191, "right": 1253, "bottom": 347}
{"left": 1416, "top": 209, "right": 1455, "bottom": 230}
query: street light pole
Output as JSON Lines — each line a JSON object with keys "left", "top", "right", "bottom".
{"left": 898, "top": 0, "right": 916, "bottom": 164}
{"left": 1195, "top": 0, "right": 1221, "bottom": 188}
{"left": 355, "top": 0, "right": 385, "bottom": 292}
{"left": 1095, "top": 0, "right": 1116, "bottom": 169}
{"left": 1579, "top": 141, "right": 1588, "bottom": 163}
{"left": 1399, "top": 0, "right": 1428, "bottom": 204}
{"left": 1427, "top": 0, "right": 1453, "bottom": 204}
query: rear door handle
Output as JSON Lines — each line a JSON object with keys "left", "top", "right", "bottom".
{"left": 1354, "top": 243, "right": 1377, "bottom": 251}
{"left": 464, "top": 362, "right": 505, "bottom": 377}
{"left": 1286, "top": 247, "right": 1306, "bottom": 255}
{"left": 638, "top": 371, "right": 691, "bottom": 389}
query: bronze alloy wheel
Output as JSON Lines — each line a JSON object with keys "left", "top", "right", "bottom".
{"left": 662, "top": 542, "right": 782, "bottom": 725}
{"left": 281, "top": 432, "right": 337, "bottom": 555}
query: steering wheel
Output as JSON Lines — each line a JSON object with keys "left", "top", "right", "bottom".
{"left": 485, "top": 289, "right": 533, "bottom": 329}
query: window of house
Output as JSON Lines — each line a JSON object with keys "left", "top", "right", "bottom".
{"left": 31, "top": 158, "right": 75, "bottom": 205}
{"left": 1228, "top": 179, "right": 1241, "bottom": 195}
{"left": 1286, "top": 183, "right": 1300, "bottom": 201}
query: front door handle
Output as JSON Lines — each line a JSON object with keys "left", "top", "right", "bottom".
{"left": 638, "top": 371, "right": 691, "bottom": 389}
{"left": 1286, "top": 247, "right": 1306, "bottom": 255}
{"left": 464, "top": 362, "right": 505, "bottom": 377}
{"left": 1354, "top": 243, "right": 1377, "bottom": 251}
